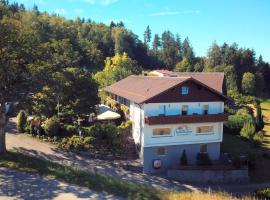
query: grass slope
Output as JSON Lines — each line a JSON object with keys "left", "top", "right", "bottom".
{"left": 0, "top": 151, "right": 252, "bottom": 200}
{"left": 0, "top": 151, "right": 160, "bottom": 200}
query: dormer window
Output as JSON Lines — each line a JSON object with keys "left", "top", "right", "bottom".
{"left": 181, "top": 86, "right": 189, "bottom": 95}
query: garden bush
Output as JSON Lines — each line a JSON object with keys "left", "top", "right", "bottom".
{"left": 240, "top": 122, "right": 255, "bottom": 140}
{"left": 252, "top": 131, "right": 264, "bottom": 147}
{"left": 43, "top": 117, "right": 60, "bottom": 137}
{"left": 226, "top": 109, "right": 254, "bottom": 134}
{"left": 59, "top": 135, "right": 93, "bottom": 151}
{"left": 64, "top": 124, "right": 78, "bottom": 135}
{"left": 118, "top": 120, "right": 132, "bottom": 136}
{"left": 17, "top": 110, "right": 27, "bottom": 132}
{"left": 88, "top": 123, "right": 118, "bottom": 142}
{"left": 24, "top": 121, "right": 36, "bottom": 135}
{"left": 196, "top": 153, "right": 211, "bottom": 166}
{"left": 255, "top": 187, "right": 270, "bottom": 199}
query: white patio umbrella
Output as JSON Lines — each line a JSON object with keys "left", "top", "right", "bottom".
{"left": 97, "top": 110, "right": 121, "bottom": 120}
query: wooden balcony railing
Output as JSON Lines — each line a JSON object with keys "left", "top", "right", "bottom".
{"left": 144, "top": 113, "right": 229, "bottom": 125}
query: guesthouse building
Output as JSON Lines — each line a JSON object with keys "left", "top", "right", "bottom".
{"left": 105, "top": 73, "right": 230, "bottom": 174}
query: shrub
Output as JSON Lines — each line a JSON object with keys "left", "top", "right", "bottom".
{"left": 64, "top": 124, "right": 78, "bottom": 135}
{"left": 88, "top": 123, "right": 118, "bottom": 142}
{"left": 255, "top": 102, "right": 264, "bottom": 131}
{"left": 240, "top": 122, "right": 255, "bottom": 140}
{"left": 196, "top": 153, "right": 211, "bottom": 166}
{"left": 118, "top": 120, "right": 132, "bottom": 136}
{"left": 120, "top": 104, "right": 129, "bottom": 115}
{"left": 43, "top": 117, "right": 60, "bottom": 137}
{"left": 118, "top": 120, "right": 132, "bottom": 129}
{"left": 226, "top": 110, "right": 253, "bottom": 134}
{"left": 17, "top": 110, "right": 27, "bottom": 132}
{"left": 255, "top": 187, "right": 270, "bottom": 199}
{"left": 180, "top": 149, "right": 188, "bottom": 166}
{"left": 59, "top": 135, "right": 93, "bottom": 151}
{"left": 252, "top": 131, "right": 264, "bottom": 147}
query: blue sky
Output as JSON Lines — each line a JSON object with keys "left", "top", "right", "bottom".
{"left": 13, "top": 0, "right": 270, "bottom": 61}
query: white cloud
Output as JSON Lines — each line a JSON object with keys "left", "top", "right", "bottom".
{"left": 84, "top": 0, "right": 95, "bottom": 4}
{"left": 36, "top": 0, "right": 46, "bottom": 5}
{"left": 54, "top": 8, "right": 67, "bottom": 15}
{"left": 100, "top": 0, "right": 118, "bottom": 6}
{"left": 83, "top": 0, "right": 119, "bottom": 6}
{"left": 74, "top": 9, "right": 84, "bottom": 15}
{"left": 148, "top": 10, "right": 200, "bottom": 17}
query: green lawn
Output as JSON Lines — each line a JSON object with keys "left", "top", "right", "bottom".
{"left": 221, "top": 133, "right": 270, "bottom": 182}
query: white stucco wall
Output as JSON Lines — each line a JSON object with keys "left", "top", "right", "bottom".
{"left": 129, "top": 101, "right": 224, "bottom": 148}
{"left": 130, "top": 102, "right": 143, "bottom": 144}
{"left": 144, "top": 102, "right": 224, "bottom": 116}
{"left": 143, "top": 122, "right": 223, "bottom": 147}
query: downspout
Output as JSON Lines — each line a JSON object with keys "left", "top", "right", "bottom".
{"left": 135, "top": 103, "right": 143, "bottom": 153}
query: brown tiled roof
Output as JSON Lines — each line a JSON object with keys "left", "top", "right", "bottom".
{"left": 105, "top": 76, "right": 189, "bottom": 104}
{"left": 172, "top": 72, "right": 224, "bottom": 93}
{"left": 154, "top": 70, "right": 174, "bottom": 74}
{"left": 105, "top": 74, "right": 229, "bottom": 104}
{"left": 145, "top": 113, "right": 229, "bottom": 125}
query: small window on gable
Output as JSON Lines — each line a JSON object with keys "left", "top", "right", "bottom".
{"left": 181, "top": 86, "right": 189, "bottom": 95}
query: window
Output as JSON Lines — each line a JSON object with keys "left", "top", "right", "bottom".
{"left": 153, "top": 128, "right": 171, "bottom": 137}
{"left": 200, "top": 144, "right": 207, "bottom": 153}
{"left": 181, "top": 86, "right": 189, "bottom": 95}
{"left": 158, "top": 105, "right": 166, "bottom": 116}
{"left": 197, "top": 126, "right": 214, "bottom": 134}
{"left": 203, "top": 105, "right": 209, "bottom": 115}
{"left": 157, "top": 147, "right": 166, "bottom": 155}
{"left": 182, "top": 105, "right": 188, "bottom": 115}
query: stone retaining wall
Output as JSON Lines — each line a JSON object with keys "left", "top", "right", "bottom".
{"left": 168, "top": 168, "right": 249, "bottom": 183}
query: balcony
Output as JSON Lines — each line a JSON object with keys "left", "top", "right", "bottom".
{"left": 144, "top": 113, "right": 229, "bottom": 125}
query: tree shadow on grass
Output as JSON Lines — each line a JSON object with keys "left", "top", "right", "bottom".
{"left": 0, "top": 168, "right": 116, "bottom": 200}
{"left": 11, "top": 146, "right": 192, "bottom": 193}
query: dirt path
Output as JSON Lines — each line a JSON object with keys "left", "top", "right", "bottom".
{"left": 5, "top": 118, "right": 270, "bottom": 196}
{"left": 0, "top": 167, "right": 119, "bottom": 200}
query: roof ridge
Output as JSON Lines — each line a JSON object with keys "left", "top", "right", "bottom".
{"left": 130, "top": 75, "right": 191, "bottom": 79}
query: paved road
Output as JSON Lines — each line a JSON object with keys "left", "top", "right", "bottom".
{"left": 5, "top": 117, "right": 270, "bottom": 197}
{"left": 0, "top": 168, "right": 119, "bottom": 200}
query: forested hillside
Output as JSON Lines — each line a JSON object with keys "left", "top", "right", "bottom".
{"left": 1, "top": 0, "right": 270, "bottom": 97}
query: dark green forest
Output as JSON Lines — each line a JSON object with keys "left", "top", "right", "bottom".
{"left": 1, "top": 0, "right": 270, "bottom": 103}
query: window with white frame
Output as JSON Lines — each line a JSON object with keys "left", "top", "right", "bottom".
{"left": 158, "top": 105, "right": 166, "bottom": 115}
{"left": 182, "top": 105, "right": 188, "bottom": 115}
{"left": 181, "top": 86, "right": 189, "bottom": 95}
{"left": 197, "top": 126, "right": 214, "bottom": 134}
{"left": 153, "top": 128, "right": 171, "bottom": 137}
{"left": 203, "top": 104, "right": 209, "bottom": 115}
